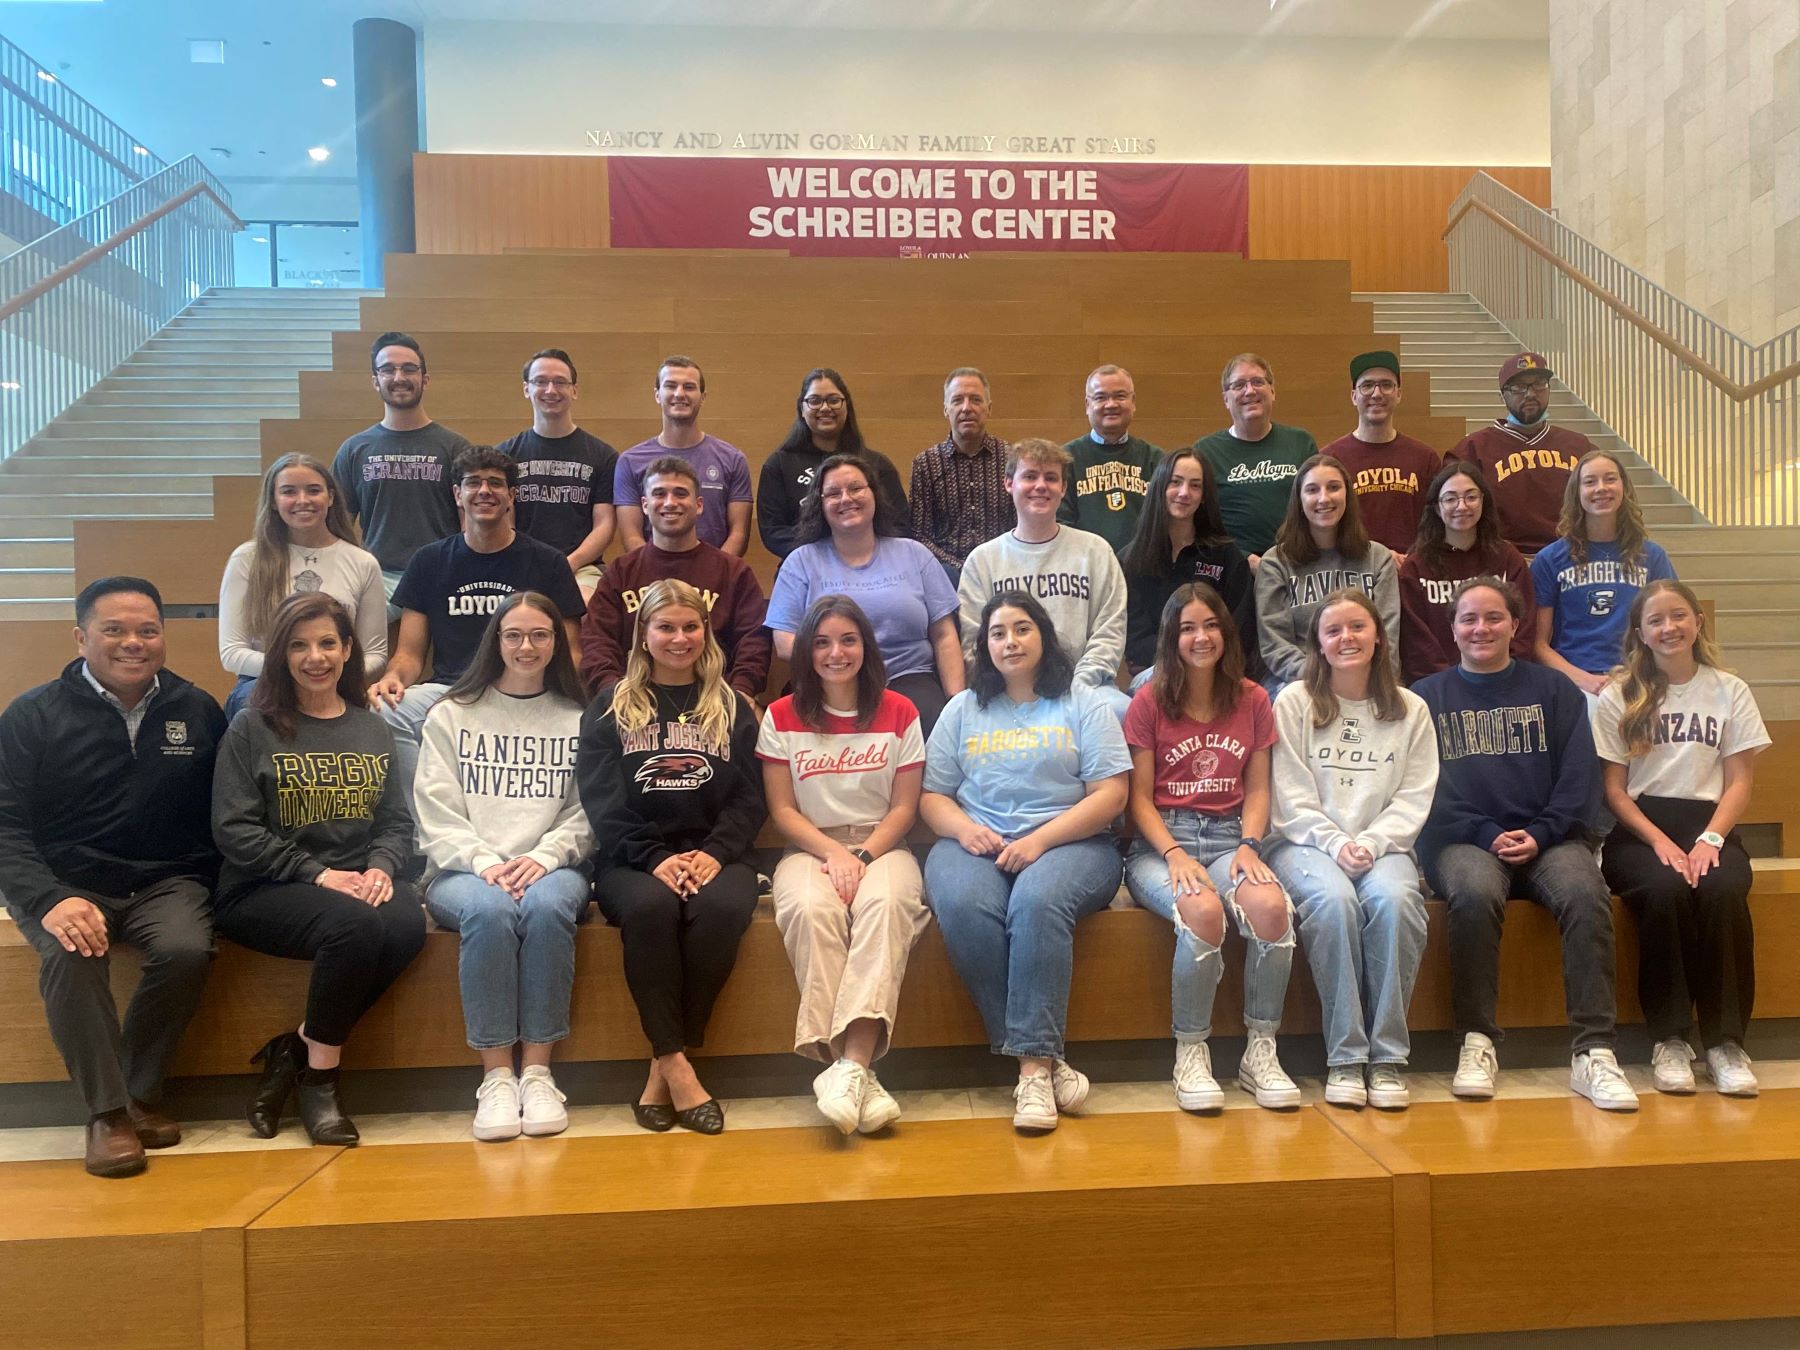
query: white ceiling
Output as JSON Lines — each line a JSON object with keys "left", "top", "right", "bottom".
{"left": 0, "top": 0, "right": 1547, "bottom": 202}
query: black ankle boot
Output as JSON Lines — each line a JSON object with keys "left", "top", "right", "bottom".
{"left": 296, "top": 1067, "right": 360, "bottom": 1146}
{"left": 246, "top": 1032, "right": 303, "bottom": 1138}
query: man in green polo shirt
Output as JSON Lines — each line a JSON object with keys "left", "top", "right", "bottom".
{"left": 1058, "top": 363, "right": 1162, "bottom": 551}
{"left": 1193, "top": 352, "right": 1318, "bottom": 564}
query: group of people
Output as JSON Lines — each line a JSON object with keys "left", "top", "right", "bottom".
{"left": 0, "top": 333, "right": 1769, "bottom": 1179}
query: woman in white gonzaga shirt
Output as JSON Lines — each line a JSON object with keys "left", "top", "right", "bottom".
{"left": 758, "top": 595, "right": 928, "bottom": 1137}
{"left": 1594, "top": 579, "right": 1770, "bottom": 1099}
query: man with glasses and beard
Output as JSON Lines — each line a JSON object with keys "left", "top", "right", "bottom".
{"left": 333, "top": 332, "right": 475, "bottom": 617}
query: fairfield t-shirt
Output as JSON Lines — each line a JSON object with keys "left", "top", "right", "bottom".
{"left": 756, "top": 689, "right": 926, "bottom": 830}
{"left": 391, "top": 532, "right": 585, "bottom": 683}
{"left": 613, "top": 434, "right": 754, "bottom": 551}
{"left": 1122, "top": 678, "right": 1276, "bottom": 815}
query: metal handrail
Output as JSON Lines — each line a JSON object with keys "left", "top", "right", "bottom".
{"left": 1445, "top": 172, "right": 1800, "bottom": 528}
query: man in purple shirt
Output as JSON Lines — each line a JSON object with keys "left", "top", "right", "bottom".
{"left": 613, "top": 355, "right": 753, "bottom": 557}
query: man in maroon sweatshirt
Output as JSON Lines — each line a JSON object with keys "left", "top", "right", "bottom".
{"left": 1320, "top": 349, "right": 1443, "bottom": 558}
{"left": 1448, "top": 353, "right": 1594, "bottom": 556}
{"left": 579, "top": 456, "right": 770, "bottom": 700}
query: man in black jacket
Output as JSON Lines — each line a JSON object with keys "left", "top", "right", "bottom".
{"left": 0, "top": 577, "right": 226, "bottom": 1176}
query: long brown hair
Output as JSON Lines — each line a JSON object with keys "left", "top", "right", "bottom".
{"left": 249, "top": 592, "right": 367, "bottom": 742}
{"left": 789, "top": 594, "right": 888, "bottom": 731}
{"left": 245, "top": 454, "right": 360, "bottom": 646}
{"left": 609, "top": 578, "right": 736, "bottom": 744}
{"left": 1614, "top": 579, "right": 1728, "bottom": 757}
{"left": 1557, "top": 449, "right": 1648, "bottom": 567}
{"left": 443, "top": 591, "right": 586, "bottom": 707}
{"left": 1273, "top": 454, "right": 1372, "bottom": 564}
{"left": 1151, "top": 582, "right": 1244, "bottom": 721}
{"left": 1411, "top": 459, "right": 1505, "bottom": 570}
{"left": 1299, "top": 587, "right": 1405, "bottom": 727}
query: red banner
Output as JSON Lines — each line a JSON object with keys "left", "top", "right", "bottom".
{"left": 607, "top": 156, "right": 1248, "bottom": 257}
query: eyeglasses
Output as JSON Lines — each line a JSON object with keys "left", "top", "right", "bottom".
{"left": 1438, "top": 491, "right": 1483, "bottom": 508}
{"left": 820, "top": 484, "right": 870, "bottom": 502}
{"left": 1225, "top": 377, "right": 1271, "bottom": 393}
{"left": 802, "top": 395, "right": 846, "bottom": 409}
{"left": 1087, "top": 391, "right": 1133, "bottom": 405}
{"left": 1504, "top": 377, "right": 1550, "bottom": 393}
{"left": 1355, "top": 379, "right": 1399, "bottom": 394}
{"left": 528, "top": 377, "right": 573, "bottom": 391}
{"left": 500, "top": 629, "right": 556, "bottom": 648}
{"left": 375, "top": 363, "right": 422, "bottom": 377}
{"left": 460, "top": 476, "right": 509, "bottom": 491}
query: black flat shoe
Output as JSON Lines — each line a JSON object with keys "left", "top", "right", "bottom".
{"left": 246, "top": 1032, "right": 304, "bottom": 1138}
{"left": 296, "top": 1069, "right": 360, "bottom": 1146}
{"left": 674, "top": 1098, "right": 725, "bottom": 1135}
{"left": 632, "top": 1101, "right": 677, "bottom": 1132}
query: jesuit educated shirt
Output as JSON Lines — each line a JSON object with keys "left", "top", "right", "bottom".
{"left": 613, "top": 435, "right": 753, "bottom": 552}
{"left": 495, "top": 427, "right": 620, "bottom": 558}
{"left": 1058, "top": 434, "right": 1163, "bottom": 552}
{"left": 331, "top": 422, "right": 470, "bottom": 572}
{"left": 1449, "top": 420, "right": 1595, "bottom": 555}
{"left": 1123, "top": 679, "right": 1274, "bottom": 816}
{"left": 924, "top": 684, "right": 1131, "bottom": 840}
{"left": 1319, "top": 431, "right": 1443, "bottom": 555}
{"left": 1194, "top": 423, "right": 1317, "bottom": 558}
{"left": 1593, "top": 666, "right": 1770, "bottom": 804}
{"left": 1397, "top": 543, "right": 1537, "bottom": 683}
{"left": 766, "top": 537, "right": 959, "bottom": 680}
{"left": 756, "top": 690, "right": 926, "bottom": 830}
{"left": 1530, "top": 537, "right": 1676, "bottom": 675}
{"left": 392, "top": 532, "right": 586, "bottom": 685}
{"left": 956, "top": 526, "right": 1128, "bottom": 690}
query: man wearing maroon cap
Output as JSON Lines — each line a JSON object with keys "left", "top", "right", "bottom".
{"left": 1447, "top": 353, "right": 1594, "bottom": 555}
{"left": 1320, "top": 350, "right": 1443, "bottom": 558}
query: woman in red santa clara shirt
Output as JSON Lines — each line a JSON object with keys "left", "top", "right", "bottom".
{"left": 757, "top": 594, "right": 930, "bottom": 1136}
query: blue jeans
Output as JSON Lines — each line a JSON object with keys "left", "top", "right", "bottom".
{"left": 425, "top": 868, "right": 590, "bottom": 1048}
{"left": 1267, "top": 843, "right": 1427, "bottom": 1067}
{"left": 224, "top": 674, "right": 257, "bottom": 721}
{"left": 378, "top": 681, "right": 451, "bottom": 827}
{"left": 924, "top": 835, "right": 1122, "bottom": 1059}
{"left": 1123, "top": 808, "right": 1294, "bottom": 1040}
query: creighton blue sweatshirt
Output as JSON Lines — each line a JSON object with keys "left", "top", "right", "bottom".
{"left": 1413, "top": 659, "right": 1597, "bottom": 858}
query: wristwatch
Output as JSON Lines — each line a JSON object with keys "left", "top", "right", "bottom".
{"left": 1697, "top": 831, "right": 1726, "bottom": 849}
{"left": 850, "top": 848, "right": 874, "bottom": 864}
{"left": 1239, "top": 837, "right": 1264, "bottom": 856}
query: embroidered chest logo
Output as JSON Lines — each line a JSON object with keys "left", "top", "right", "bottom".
{"left": 165, "top": 720, "right": 187, "bottom": 745}
{"left": 1339, "top": 719, "right": 1363, "bottom": 744}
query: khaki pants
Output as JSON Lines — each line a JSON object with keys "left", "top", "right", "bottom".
{"left": 770, "top": 827, "right": 928, "bottom": 1064}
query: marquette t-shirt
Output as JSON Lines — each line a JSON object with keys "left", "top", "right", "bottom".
{"left": 391, "top": 532, "right": 586, "bottom": 683}
{"left": 756, "top": 689, "right": 926, "bottom": 830}
{"left": 1122, "top": 679, "right": 1276, "bottom": 815}
{"left": 1592, "top": 666, "right": 1770, "bottom": 803}
{"left": 613, "top": 434, "right": 754, "bottom": 551}
{"left": 1530, "top": 537, "right": 1676, "bottom": 674}
{"left": 923, "top": 684, "right": 1132, "bottom": 840}
{"left": 495, "top": 427, "right": 620, "bottom": 558}
{"left": 765, "top": 537, "right": 959, "bottom": 680}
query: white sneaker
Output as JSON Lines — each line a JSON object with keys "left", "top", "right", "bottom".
{"left": 1172, "top": 1041, "right": 1223, "bottom": 1113}
{"left": 812, "top": 1058, "right": 867, "bottom": 1135}
{"left": 1451, "top": 1032, "right": 1499, "bottom": 1100}
{"left": 857, "top": 1069, "right": 901, "bottom": 1134}
{"left": 1650, "top": 1038, "right": 1697, "bottom": 1095}
{"left": 1705, "top": 1043, "right": 1760, "bottom": 1097}
{"left": 1237, "top": 1032, "right": 1301, "bottom": 1109}
{"left": 1367, "top": 1064, "right": 1410, "bottom": 1111}
{"left": 1325, "top": 1065, "right": 1368, "bottom": 1108}
{"left": 1013, "top": 1068, "right": 1058, "bottom": 1132}
{"left": 1050, "top": 1058, "right": 1090, "bottom": 1113}
{"left": 1570, "top": 1047, "right": 1639, "bottom": 1112}
{"left": 472, "top": 1067, "right": 522, "bottom": 1141}
{"left": 518, "top": 1065, "right": 568, "bottom": 1136}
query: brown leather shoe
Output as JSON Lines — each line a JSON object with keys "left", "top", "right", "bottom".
{"left": 86, "top": 1112, "right": 147, "bottom": 1178}
{"left": 127, "top": 1099, "right": 182, "bottom": 1149}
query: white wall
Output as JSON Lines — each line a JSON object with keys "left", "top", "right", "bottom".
{"left": 421, "top": 22, "right": 1550, "bottom": 167}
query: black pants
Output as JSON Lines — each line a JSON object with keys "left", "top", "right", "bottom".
{"left": 1604, "top": 795, "right": 1755, "bottom": 1047}
{"left": 7, "top": 876, "right": 213, "bottom": 1117}
{"left": 597, "top": 863, "right": 759, "bottom": 1057}
{"left": 889, "top": 671, "right": 949, "bottom": 740}
{"left": 214, "top": 882, "right": 426, "bottom": 1047}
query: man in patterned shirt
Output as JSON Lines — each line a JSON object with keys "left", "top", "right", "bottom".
{"left": 908, "top": 367, "right": 1014, "bottom": 584}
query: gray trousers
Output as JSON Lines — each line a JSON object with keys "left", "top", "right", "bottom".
{"left": 6, "top": 875, "right": 214, "bottom": 1116}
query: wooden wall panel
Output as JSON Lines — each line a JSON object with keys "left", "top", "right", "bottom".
{"left": 1249, "top": 164, "right": 1552, "bottom": 292}
{"left": 414, "top": 153, "right": 609, "bottom": 254}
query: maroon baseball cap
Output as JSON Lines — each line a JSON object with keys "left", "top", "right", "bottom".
{"left": 1498, "top": 352, "right": 1553, "bottom": 388}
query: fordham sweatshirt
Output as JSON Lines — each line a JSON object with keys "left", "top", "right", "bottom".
{"left": 413, "top": 687, "right": 593, "bottom": 884}
{"left": 1270, "top": 683, "right": 1439, "bottom": 861}
{"left": 1254, "top": 543, "right": 1400, "bottom": 684}
{"left": 957, "top": 526, "right": 1127, "bottom": 690}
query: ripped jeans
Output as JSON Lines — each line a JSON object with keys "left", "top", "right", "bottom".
{"left": 1123, "top": 808, "right": 1294, "bottom": 1043}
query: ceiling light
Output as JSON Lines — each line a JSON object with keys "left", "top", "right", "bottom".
{"left": 252, "top": 236, "right": 268, "bottom": 244}
{"left": 307, "top": 146, "right": 331, "bottom": 163}
{"left": 35, "top": 70, "right": 57, "bottom": 84}
{"left": 0, "top": 381, "right": 20, "bottom": 391}
{"left": 132, "top": 145, "right": 149, "bottom": 156}
{"left": 321, "top": 77, "right": 338, "bottom": 87}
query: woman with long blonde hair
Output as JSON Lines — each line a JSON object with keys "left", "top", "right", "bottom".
{"left": 576, "top": 578, "right": 765, "bottom": 1134}
{"left": 1594, "top": 579, "right": 1769, "bottom": 1097}
{"left": 1531, "top": 449, "right": 1674, "bottom": 699}
{"left": 218, "top": 454, "right": 386, "bottom": 719}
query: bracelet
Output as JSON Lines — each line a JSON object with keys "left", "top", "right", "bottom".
{"left": 1162, "top": 844, "right": 1182, "bottom": 858}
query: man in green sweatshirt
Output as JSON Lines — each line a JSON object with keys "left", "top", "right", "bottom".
{"left": 1194, "top": 353, "right": 1318, "bottom": 564}
{"left": 1058, "top": 364, "right": 1162, "bottom": 552}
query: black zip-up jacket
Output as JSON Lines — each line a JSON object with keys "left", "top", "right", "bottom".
{"left": 0, "top": 660, "right": 225, "bottom": 920}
